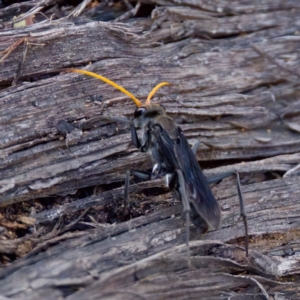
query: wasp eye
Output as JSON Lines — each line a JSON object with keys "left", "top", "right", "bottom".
{"left": 134, "top": 107, "right": 146, "bottom": 118}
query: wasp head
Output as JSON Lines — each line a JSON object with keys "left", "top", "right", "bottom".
{"left": 133, "top": 104, "right": 167, "bottom": 128}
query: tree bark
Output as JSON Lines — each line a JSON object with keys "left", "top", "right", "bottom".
{"left": 0, "top": 0, "right": 300, "bottom": 299}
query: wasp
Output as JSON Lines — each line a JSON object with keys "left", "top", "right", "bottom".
{"left": 66, "top": 68, "right": 249, "bottom": 260}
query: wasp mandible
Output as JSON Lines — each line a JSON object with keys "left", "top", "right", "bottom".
{"left": 66, "top": 68, "right": 249, "bottom": 259}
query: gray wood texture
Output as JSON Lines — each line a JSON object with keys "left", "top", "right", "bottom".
{"left": 0, "top": 0, "right": 300, "bottom": 299}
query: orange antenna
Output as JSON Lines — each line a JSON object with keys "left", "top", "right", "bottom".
{"left": 145, "top": 82, "right": 170, "bottom": 106}
{"left": 66, "top": 68, "right": 142, "bottom": 107}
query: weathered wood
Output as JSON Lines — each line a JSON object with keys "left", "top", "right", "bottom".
{"left": 0, "top": 0, "right": 300, "bottom": 299}
{"left": 31, "top": 153, "right": 300, "bottom": 224}
{"left": 1, "top": 16, "right": 300, "bottom": 205}
{"left": 0, "top": 175, "right": 299, "bottom": 298}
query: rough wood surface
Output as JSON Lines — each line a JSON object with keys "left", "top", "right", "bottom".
{"left": 0, "top": 0, "right": 300, "bottom": 299}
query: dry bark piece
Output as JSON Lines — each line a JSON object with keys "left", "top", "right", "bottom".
{"left": 0, "top": 0, "right": 300, "bottom": 298}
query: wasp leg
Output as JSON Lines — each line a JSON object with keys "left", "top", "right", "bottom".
{"left": 131, "top": 170, "right": 152, "bottom": 180}
{"left": 124, "top": 170, "right": 130, "bottom": 217}
{"left": 124, "top": 162, "right": 167, "bottom": 216}
{"left": 175, "top": 169, "right": 192, "bottom": 267}
{"left": 151, "top": 163, "right": 165, "bottom": 179}
{"left": 130, "top": 123, "right": 151, "bottom": 152}
{"left": 207, "top": 171, "right": 249, "bottom": 256}
{"left": 130, "top": 123, "right": 141, "bottom": 148}
{"left": 165, "top": 172, "right": 176, "bottom": 188}
{"left": 123, "top": 169, "right": 152, "bottom": 218}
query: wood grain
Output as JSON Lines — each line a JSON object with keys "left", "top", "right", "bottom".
{"left": 0, "top": 0, "right": 300, "bottom": 299}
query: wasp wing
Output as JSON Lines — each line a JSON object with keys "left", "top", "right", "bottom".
{"left": 155, "top": 125, "right": 221, "bottom": 231}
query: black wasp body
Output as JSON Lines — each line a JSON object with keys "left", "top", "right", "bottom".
{"left": 131, "top": 104, "right": 221, "bottom": 234}
{"left": 67, "top": 68, "right": 248, "bottom": 256}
